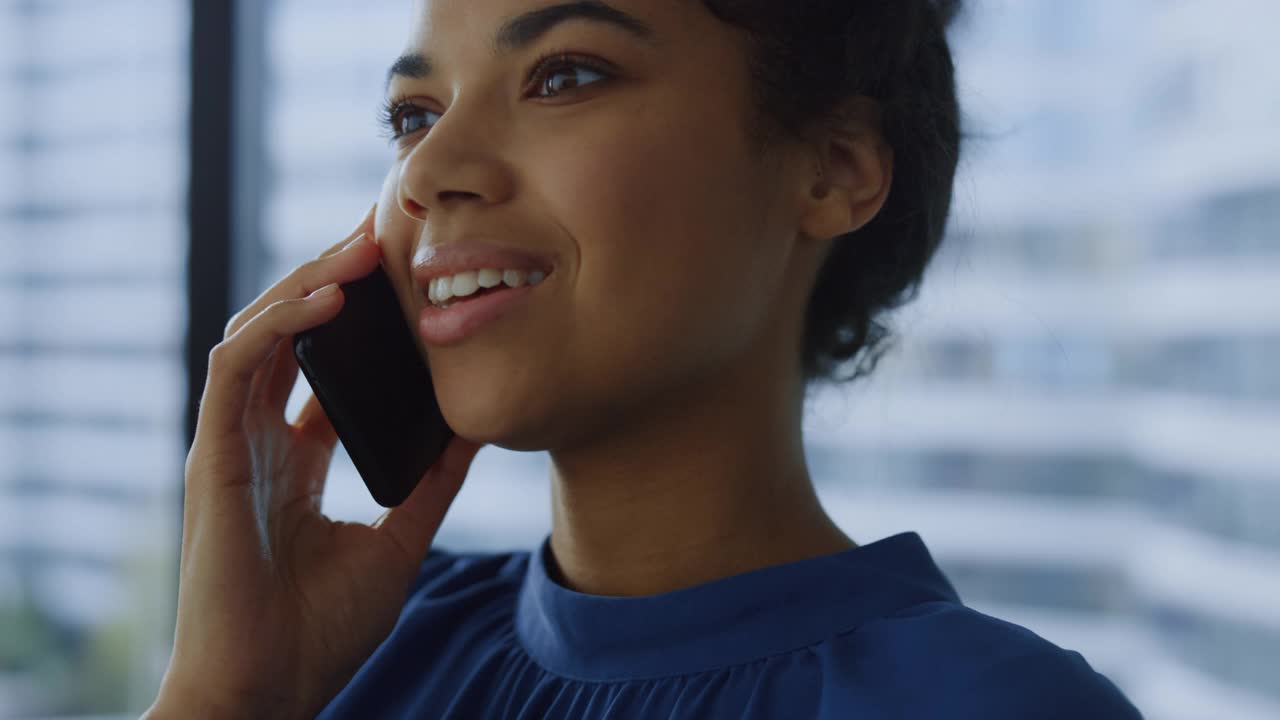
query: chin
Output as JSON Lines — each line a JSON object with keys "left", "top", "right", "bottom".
{"left": 438, "top": 391, "right": 555, "bottom": 452}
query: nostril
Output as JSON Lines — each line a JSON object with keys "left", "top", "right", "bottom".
{"left": 438, "top": 190, "right": 480, "bottom": 203}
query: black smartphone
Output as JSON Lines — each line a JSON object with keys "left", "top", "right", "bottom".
{"left": 293, "top": 261, "right": 454, "bottom": 507}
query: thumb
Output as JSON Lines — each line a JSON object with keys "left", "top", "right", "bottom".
{"left": 373, "top": 434, "right": 486, "bottom": 567}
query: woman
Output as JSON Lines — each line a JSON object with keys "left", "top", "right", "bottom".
{"left": 145, "top": 0, "right": 1145, "bottom": 717}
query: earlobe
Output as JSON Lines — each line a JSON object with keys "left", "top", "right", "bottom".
{"left": 797, "top": 167, "right": 851, "bottom": 244}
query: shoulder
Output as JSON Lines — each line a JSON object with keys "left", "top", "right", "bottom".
{"left": 820, "top": 601, "right": 1145, "bottom": 719}
{"left": 315, "top": 545, "right": 533, "bottom": 718}
{"left": 352, "top": 545, "right": 530, "bottom": 671}
{"left": 383, "top": 543, "right": 531, "bottom": 639}
{"left": 406, "top": 543, "right": 531, "bottom": 603}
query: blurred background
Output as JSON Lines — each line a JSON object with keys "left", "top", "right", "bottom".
{"left": 1, "top": 0, "right": 1277, "bottom": 717}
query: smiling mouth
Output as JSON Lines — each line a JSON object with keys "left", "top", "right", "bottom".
{"left": 427, "top": 269, "right": 550, "bottom": 309}
{"left": 435, "top": 284, "right": 510, "bottom": 309}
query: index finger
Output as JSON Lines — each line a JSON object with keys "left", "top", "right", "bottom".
{"left": 317, "top": 203, "right": 379, "bottom": 260}
{"left": 223, "top": 203, "right": 378, "bottom": 339}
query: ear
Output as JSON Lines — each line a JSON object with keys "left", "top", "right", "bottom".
{"left": 796, "top": 97, "right": 894, "bottom": 244}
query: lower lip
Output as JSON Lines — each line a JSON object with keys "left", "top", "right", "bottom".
{"left": 418, "top": 279, "right": 545, "bottom": 346}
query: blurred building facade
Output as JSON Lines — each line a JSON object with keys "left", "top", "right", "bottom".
{"left": 802, "top": 2, "right": 1280, "bottom": 717}
{"left": 0, "top": 0, "right": 188, "bottom": 717}
{"left": 0, "top": 0, "right": 1276, "bottom": 718}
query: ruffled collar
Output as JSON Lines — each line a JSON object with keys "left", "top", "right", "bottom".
{"left": 515, "top": 531, "right": 959, "bottom": 682}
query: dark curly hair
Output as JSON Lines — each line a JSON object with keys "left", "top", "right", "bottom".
{"left": 702, "top": 0, "right": 965, "bottom": 388}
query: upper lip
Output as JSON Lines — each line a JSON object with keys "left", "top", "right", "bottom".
{"left": 412, "top": 239, "right": 557, "bottom": 293}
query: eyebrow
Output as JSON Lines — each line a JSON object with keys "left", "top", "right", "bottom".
{"left": 385, "top": 1, "right": 657, "bottom": 93}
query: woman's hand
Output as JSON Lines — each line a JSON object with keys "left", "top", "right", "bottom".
{"left": 143, "top": 205, "right": 485, "bottom": 720}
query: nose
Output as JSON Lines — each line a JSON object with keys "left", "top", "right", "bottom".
{"left": 394, "top": 103, "right": 515, "bottom": 221}
{"left": 400, "top": 188, "right": 484, "bottom": 220}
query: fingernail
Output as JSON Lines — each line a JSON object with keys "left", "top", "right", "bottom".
{"left": 343, "top": 233, "right": 366, "bottom": 251}
{"left": 311, "top": 282, "right": 340, "bottom": 298}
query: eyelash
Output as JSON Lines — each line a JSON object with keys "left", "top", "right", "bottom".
{"left": 376, "top": 50, "right": 614, "bottom": 144}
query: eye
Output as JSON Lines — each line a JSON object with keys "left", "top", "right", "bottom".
{"left": 377, "top": 52, "right": 613, "bottom": 144}
{"left": 396, "top": 107, "right": 440, "bottom": 135}
{"left": 377, "top": 98, "right": 441, "bottom": 142}
{"left": 527, "top": 53, "right": 613, "bottom": 99}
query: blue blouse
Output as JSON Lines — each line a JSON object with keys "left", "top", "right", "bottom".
{"left": 317, "top": 531, "right": 1144, "bottom": 718}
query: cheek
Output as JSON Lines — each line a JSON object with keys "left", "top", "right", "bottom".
{"left": 542, "top": 104, "right": 771, "bottom": 376}
{"left": 373, "top": 168, "right": 431, "bottom": 343}
{"left": 374, "top": 169, "right": 401, "bottom": 241}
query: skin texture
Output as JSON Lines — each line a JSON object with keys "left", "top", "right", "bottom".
{"left": 376, "top": 0, "right": 894, "bottom": 597}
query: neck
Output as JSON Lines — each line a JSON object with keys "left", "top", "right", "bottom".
{"left": 545, "top": 352, "right": 856, "bottom": 598}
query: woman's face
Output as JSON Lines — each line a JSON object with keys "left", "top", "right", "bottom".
{"left": 375, "top": 0, "right": 812, "bottom": 450}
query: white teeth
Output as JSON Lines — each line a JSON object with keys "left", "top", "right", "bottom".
{"left": 430, "top": 276, "right": 451, "bottom": 302}
{"left": 451, "top": 271, "right": 479, "bottom": 297}
{"left": 430, "top": 267, "right": 548, "bottom": 307}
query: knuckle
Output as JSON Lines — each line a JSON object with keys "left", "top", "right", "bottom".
{"left": 281, "top": 268, "right": 320, "bottom": 300}
{"left": 183, "top": 447, "right": 199, "bottom": 480}
{"left": 218, "top": 257, "right": 333, "bottom": 341}
{"left": 223, "top": 311, "right": 245, "bottom": 339}
{"left": 269, "top": 294, "right": 302, "bottom": 314}
{"left": 319, "top": 240, "right": 347, "bottom": 259}
{"left": 300, "top": 256, "right": 327, "bottom": 277}
{"left": 207, "top": 340, "right": 233, "bottom": 368}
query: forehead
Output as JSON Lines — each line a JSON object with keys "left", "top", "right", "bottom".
{"left": 388, "top": 0, "right": 750, "bottom": 96}
{"left": 402, "top": 0, "right": 689, "bottom": 53}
